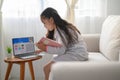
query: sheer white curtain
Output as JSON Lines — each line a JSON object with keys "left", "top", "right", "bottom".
{"left": 43, "top": 0, "right": 67, "bottom": 19}
{"left": 40, "top": 0, "right": 107, "bottom": 34}
{"left": 1, "top": 0, "right": 45, "bottom": 55}
{"left": 74, "top": 0, "right": 107, "bottom": 33}
{"left": 65, "top": 0, "right": 78, "bottom": 24}
{"left": 1, "top": 0, "right": 45, "bottom": 79}
{"left": 0, "top": 0, "right": 3, "bottom": 79}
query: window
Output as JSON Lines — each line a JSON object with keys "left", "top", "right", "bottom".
{"left": 75, "top": 0, "right": 105, "bottom": 17}
{"left": 1, "top": 0, "right": 42, "bottom": 18}
{"left": 43, "top": 0, "right": 67, "bottom": 18}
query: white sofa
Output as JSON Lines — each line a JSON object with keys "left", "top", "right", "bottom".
{"left": 49, "top": 15, "right": 120, "bottom": 80}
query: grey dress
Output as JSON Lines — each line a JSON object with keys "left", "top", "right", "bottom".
{"left": 46, "top": 27, "right": 88, "bottom": 62}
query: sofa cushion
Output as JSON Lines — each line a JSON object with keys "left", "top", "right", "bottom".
{"left": 82, "top": 34, "right": 100, "bottom": 52}
{"left": 50, "top": 62, "right": 120, "bottom": 80}
{"left": 88, "top": 52, "right": 109, "bottom": 62}
{"left": 100, "top": 15, "right": 120, "bottom": 61}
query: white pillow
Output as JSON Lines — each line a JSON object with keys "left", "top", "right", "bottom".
{"left": 100, "top": 15, "right": 120, "bottom": 61}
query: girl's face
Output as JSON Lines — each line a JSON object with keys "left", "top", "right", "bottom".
{"left": 41, "top": 17, "right": 56, "bottom": 31}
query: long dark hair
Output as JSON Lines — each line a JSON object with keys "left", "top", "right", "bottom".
{"left": 40, "top": 7, "right": 80, "bottom": 47}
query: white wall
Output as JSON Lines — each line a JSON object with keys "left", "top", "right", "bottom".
{"left": 107, "top": 0, "right": 120, "bottom": 15}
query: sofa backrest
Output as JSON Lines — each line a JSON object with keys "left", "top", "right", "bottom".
{"left": 82, "top": 34, "right": 100, "bottom": 52}
{"left": 100, "top": 15, "right": 120, "bottom": 61}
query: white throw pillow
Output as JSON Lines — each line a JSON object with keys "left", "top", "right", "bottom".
{"left": 100, "top": 15, "right": 120, "bottom": 61}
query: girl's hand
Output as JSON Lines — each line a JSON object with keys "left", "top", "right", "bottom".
{"left": 36, "top": 42, "right": 46, "bottom": 51}
{"left": 35, "top": 50, "right": 43, "bottom": 54}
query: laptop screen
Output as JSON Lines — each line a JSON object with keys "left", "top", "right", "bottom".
{"left": 12, "top": 37, "right": 35, "bottom": 55}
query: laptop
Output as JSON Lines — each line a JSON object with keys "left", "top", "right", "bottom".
{"left": 12, "top": 37, "right": 40, "bottom": 59}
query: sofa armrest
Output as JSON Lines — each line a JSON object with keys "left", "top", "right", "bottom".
{"left": 82, "top": 34, "right": 100, "bottom": 52}
{"left": 50, "top": 62, "right": 120, "bottom": 80}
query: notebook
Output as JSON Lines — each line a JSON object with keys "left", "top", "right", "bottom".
{"left": 12, "top": 37, "right": 40, "bottom": 59}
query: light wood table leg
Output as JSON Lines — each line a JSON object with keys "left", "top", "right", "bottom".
{"left": 4, "top": 57, "right": 41, "bottom": 80}
{"left": 5, "top": 63, "right": 13, "bottom": 80}
{"left": 20, "top": 62, "right": 25, "bottom": 80}
{"left": 28, "top": 61, "right": 35, "bottom": 80}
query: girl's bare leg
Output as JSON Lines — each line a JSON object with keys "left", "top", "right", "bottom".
{"left": 44, "top": 61, "right": 55, "bottom": 80}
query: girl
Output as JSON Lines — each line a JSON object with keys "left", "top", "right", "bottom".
{"left": 36, "top": 7, "right": 88, "bottom": 80}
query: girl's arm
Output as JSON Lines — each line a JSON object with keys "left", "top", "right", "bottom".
{"left": 38, "top": 37, "right": 62, "bottom": 47}
{"left": 36, "top": 41, "right": 66, "bottom": 55}
{"left": 35, "top": 49, "right": 43, "bottom": 54}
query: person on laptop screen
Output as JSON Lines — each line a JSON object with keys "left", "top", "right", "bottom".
{"left": 35, "top": 7, "right": 88, "bottom": 80}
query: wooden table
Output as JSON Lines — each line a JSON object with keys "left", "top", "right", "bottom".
{"left": 4, "top": 56, "right": 42, "bottom": 80}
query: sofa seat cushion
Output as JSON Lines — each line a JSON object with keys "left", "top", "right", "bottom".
{"left": 88, "top": 52, "right": 109, "bottom": 62}
{"left": 50, "top": 62, "right": 120, "bottom": 80}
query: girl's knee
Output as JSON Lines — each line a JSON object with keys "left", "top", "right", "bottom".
{"left": 44, "top": 61, "right": 55, "bottom": 72}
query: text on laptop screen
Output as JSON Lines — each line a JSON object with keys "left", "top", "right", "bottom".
{"left": 12, "top": 37, "right": 35, "bottom": 55}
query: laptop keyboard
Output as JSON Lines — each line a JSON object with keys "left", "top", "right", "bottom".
{"left": 21, "top": 55, "right": 38, "bottom": 59}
